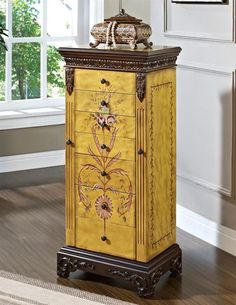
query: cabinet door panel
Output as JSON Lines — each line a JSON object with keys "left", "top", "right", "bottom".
{"left": 75, "top": 69, "right": 136, "bottom": 94}
{"left": 75, "top": 91, "right": 135, "bottom": 117}
{"left": 75, "top": 132, "right": 135, "bottom": 162}
{"left": 75, "top": 111, "right": 135, "bottom": 139}
{"left": 75, "top": 154, "right": 135, "bottom": 195}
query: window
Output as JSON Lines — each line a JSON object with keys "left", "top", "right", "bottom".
{"left": 0, "top": 0, "right": 80, "bottom": 108}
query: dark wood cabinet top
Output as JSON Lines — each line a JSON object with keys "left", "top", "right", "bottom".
{"left": 58, "top": 45, "right": 182, "bottom": 73}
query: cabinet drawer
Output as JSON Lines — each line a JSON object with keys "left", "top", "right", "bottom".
{"left": 75, "top": 111, "right": 136, "bottom": 139}
{"left": 75, "top": 132, "right": 135, "bottom": 162}
{"left": 75, "top": 91, "right": 135, "bottom": 117}
{"left": 75, "top": 69, "right": 136, "bottom": 94}
{"left": 76, "top": 186, "right": 135, "bottom": 228}
{"left": 76, "top": 217, "right": 136, "bottom": 260}
{"left": 75, "top": 153, "right": 135, "bottom": 195}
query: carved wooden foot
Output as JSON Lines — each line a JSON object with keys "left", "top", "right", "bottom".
{"left": 129, "top": 40, "right": 138, "bottom": 50}
{"left": 57, "top": 256, "right": 95, "bottom": 278}
{"left": 89, "top": 40, "right": 100, "bottom": 48}
{"left": 57, "top": 244, "right": 182, "bottom": 297}
{"left": 142, "top": 39, "right": 153, "bottom": 49}
{"left": 170, "top": 252, "right": 182, "bottom": 276}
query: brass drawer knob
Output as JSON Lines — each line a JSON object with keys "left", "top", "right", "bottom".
{"left": 66, "top": 139, "right": 72, "bottom": 145}
{"left": 101, "top": 171, "right": 107, "bottom": 177}
{"left": 101, "top": 144, "right": 107, "bottom": 150}
{"left": 138, "top": 149, "right": 144, "bottom": 155}
{"left": 101, "top": 236, "right": 107, "bottom": 242}
{"left": 100, "top": 78, "right": 109, "bottom": 85}
{"left": 101, "top": 100, "right": 108, "bottom": 107}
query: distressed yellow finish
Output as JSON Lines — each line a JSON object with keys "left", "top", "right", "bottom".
{"left": 75, "top": 132, "right": 135, "bottom": 161}
{"left": 74, "top": 69, "right": 136, "bottom": 94}
{"left": 75, "top": 91, "right": 135, "bottom": 117}
{"left": 75, "top": 187, "right": 136, "bottom": 228}
{"left": 145, "top": 68, "right": 176, "bottom": 261}
{"left": 75, "top": 154, "right": 135, "bottom": 194}
{"left": 65, "top": 67, "right": 177, "bottom": 262}
{"left": 65, "top": 90, "right": 76, "bottom": 246}
{"left": 75, "top": 217, "right": 136, "bottom": 260}
{"left": 75, "top": 111, "right": 135, "bottom": 139}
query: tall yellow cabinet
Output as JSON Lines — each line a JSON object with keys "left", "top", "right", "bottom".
{"left": 57, "top": 46, "right": 182, "bottom": 297}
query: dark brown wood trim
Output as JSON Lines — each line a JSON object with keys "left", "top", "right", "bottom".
{"left": 57, "top": 244, "right": 182, "bottom": 297}
{"left": 58, "top": 46, "right": 182, "bottom": 73}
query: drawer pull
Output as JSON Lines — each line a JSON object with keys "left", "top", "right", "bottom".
{"left": 101, "top": 171, "right": 108, "bottom": 177}
{"left": 101, "top": 100, "right": 108, "bottom": 107}
{"left": 101, "top": 236, "right": 107, "bottom": 242}
{"left": 66, "top": 139, "right": 72, "bottom": 145}
{"left": 100, "top": 78, "right": 109, "bottom": 85}
{"left": 101, "top": 144, "right": 107, "bottom": 150}
{"left": 138, "top": 149, "right": 144, "bottom": 155}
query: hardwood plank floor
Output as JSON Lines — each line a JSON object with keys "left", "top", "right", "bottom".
{"left": 0, "top": 167, "right": 235, "bottom": 305}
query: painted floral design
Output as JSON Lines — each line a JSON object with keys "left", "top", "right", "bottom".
{"left": 78, "top": 87, "right": 133, "bottom": 238}
{"left": 95, "top": 194, "right": 113, "bottom": 220}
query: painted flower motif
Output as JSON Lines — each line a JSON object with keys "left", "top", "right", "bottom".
{"left": 96, "top": 113, "right": 106, "bottom": 128}
{"left": 106, "top": 114, "right": 116, "bottom": 126}
{"left": 94, "top": 113, "right": 116, "bottom": 129}
{"left": 95, "top": 194, "right": 113, "bottom": 220}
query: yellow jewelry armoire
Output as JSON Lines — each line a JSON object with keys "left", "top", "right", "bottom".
{"left": 57, "top": 46, "right": 182, "bottom": 296}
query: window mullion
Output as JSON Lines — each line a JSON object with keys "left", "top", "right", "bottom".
{"left": 41, "top": 0, "right": 47, "bottom": 100}
{"left": 5, "top": 0, "right": 13, "bottom": 103}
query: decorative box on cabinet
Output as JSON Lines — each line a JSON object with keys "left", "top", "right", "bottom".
{"left": 57, "top": 46, "right": 182, "bottom": 297}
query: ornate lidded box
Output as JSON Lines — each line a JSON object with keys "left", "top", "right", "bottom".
{"left": 90, "top": 9, "right": 153, "bottom": 50}
{"left": 57, "top": 45, "right": 182, "bottom": 296}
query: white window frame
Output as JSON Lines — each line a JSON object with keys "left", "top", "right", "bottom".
{"left": 0, "top": 0, "right": 104, "bottom": 130}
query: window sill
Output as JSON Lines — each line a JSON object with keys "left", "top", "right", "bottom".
{"left": 0, "top": 106, "right": 65, "bottom": 130}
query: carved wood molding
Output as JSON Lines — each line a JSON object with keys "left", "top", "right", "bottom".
{"left": 136, "top": 73, "right": 146, "bottom": 102}
{"left": 65, "top": 68, "right": 75, "bottom": 95}
{"left": 107, "top": 268, "right": 163, "bottom": 297}
{"left": 63, "top": 56, "right": 178, "bottom": 73}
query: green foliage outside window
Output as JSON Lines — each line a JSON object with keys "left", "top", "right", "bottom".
{"left": 0, "top": 0, "right": 64, "bottom": 101}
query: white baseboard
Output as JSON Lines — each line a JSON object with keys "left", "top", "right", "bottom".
{"left": 0, "top": 150, "right": 65, "bottom": 173}
{"left": 177, "top": 204, "right": 236, "bottom": 257}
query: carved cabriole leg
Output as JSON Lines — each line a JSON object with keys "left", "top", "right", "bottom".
{"left": 129, "top": 40, "right": 138, "bottom": 50}
{"left": 89, "top": 40, "right": 100, "bottom": 48}
{"left": 142, "top": 39, "right": 153, "bottom": 49}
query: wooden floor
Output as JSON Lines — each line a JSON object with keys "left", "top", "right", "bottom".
{"left": 0, "top": 167, "right": 236, "bottom": 305}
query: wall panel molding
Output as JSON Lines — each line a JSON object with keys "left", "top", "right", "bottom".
{"left": 0, "top": 150, "right": 65, "bottom": 173}
{"left": 177, "top": 62, "right": 235, "bottom": 199}
{"left": 177, "top": 171, "right": 231, "bottom": 197}
{"left": 164, "top": 0, "right": 236, "bottom": 43}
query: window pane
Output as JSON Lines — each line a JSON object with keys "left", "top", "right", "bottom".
{"left": 47, "top": 42, "right": 65, "bottom": 98}
{"left": 0, "top": 0, "right": 6, "bottom": 101}
{"left": 13, "top": 0, "right": 41, "bottom": 37}
{"left": 47, "top": 0, "right": 77, "bottom": 37}
{"left": 12, "top": 43, "right": 40, "bottom": 100}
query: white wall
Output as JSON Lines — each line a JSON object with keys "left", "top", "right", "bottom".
{"left": 150, "top": 0, "right": 236, "bottom": 255}
{"left": 104, "top": 0, "right": 236, "bottom": 256}
{"left": 104, "top": 0, "right": 150, "bottom": 23}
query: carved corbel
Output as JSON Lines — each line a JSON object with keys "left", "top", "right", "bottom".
{"left": 65, "top": 68, "right": 75, "bottom": 95}
{"left": 136, "top": 72, "right": 146, "bottom": 102}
